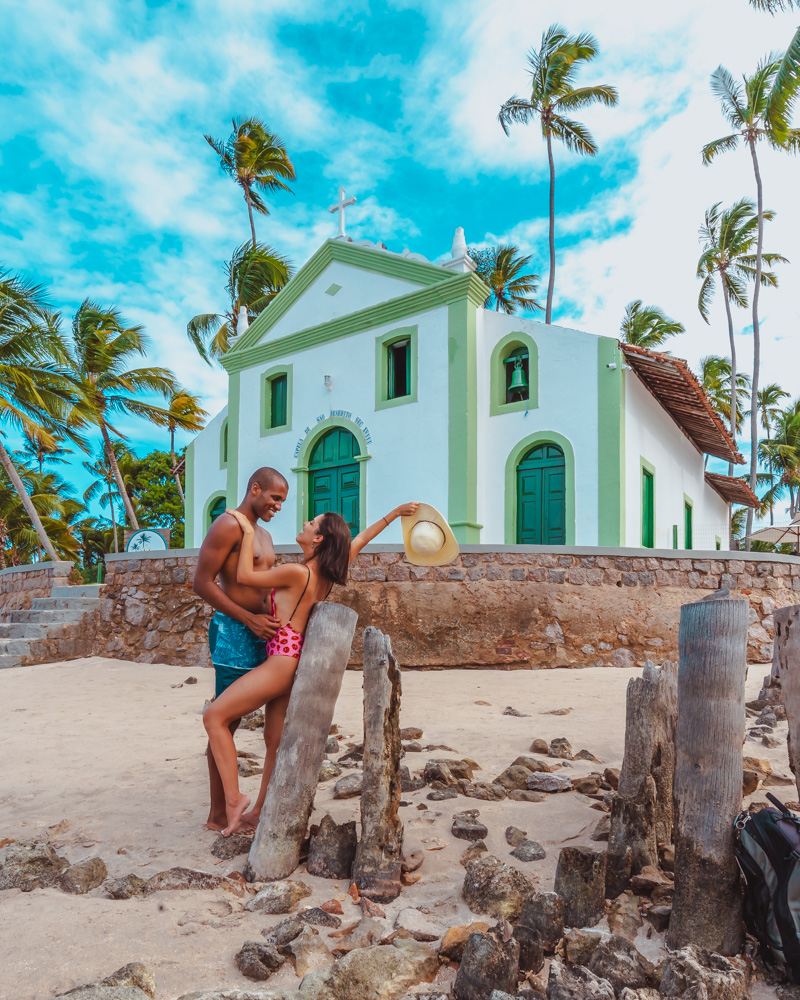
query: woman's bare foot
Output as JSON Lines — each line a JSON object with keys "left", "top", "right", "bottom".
{"left": 223, "top": 793, "right": 251, "bottom": 837}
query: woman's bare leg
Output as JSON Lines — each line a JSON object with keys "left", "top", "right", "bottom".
{"left": 204, "top": 656, "right": 297, "bottom": 835}
{"left": 241, "top": 691, "right": 291, "bottom": 829}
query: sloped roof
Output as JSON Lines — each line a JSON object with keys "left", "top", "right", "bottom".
{"left": 705, "top": 472, "right": 759, "bottom": 508}
{"left": 620, "top": 344, "right": 744, "bottom": 465}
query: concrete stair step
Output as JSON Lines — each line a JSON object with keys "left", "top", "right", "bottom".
{"left": 0, "top": 638, "right": 32, "bottom": 656}
{"left": 7, "top": 609, "right": 82, "bottom": 624}
{"left": 0, "top": 654, "right": 23, "bottom": 669}
{"left": 0, "top": 623, "right": 51, "bottom": 639}
{"left": 30, "top": 597, "right": 101, "bottom": 612}
{"left": 50, "top": 584, "right": 102, "bottom": 599}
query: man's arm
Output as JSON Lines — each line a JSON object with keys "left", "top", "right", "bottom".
{"left": 193, "top": 515, "right": 278, "bottom": 640}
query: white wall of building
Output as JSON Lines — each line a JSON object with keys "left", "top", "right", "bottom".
{"left": 624, "top": 373, "right": 728, "bottom": 549}
{"left": 189, "top": 405, "right": 228, "bottom": 547}
{"left": 477, "top": 313, "right": 602, "bottom": 545}
{"left": 234, "top": 304, "right": 452, "bottom": 545}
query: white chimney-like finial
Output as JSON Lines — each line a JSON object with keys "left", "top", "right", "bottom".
{"left": 237, "top": 306, "right": 249, "bottom": 336}
{"left": 451, "top": 226, "right": 467, "bottom": 258}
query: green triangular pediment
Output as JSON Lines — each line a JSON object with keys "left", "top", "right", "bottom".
{"left": 224, "top": 239, "right": 456, "bottom": 361}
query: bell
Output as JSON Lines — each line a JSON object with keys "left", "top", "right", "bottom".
{"left": 508, "top": 358, "right": 528, "bottom": 394}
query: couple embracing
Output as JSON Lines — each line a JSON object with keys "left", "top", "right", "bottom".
{"left": 193, "top": 466, "right": 419, "bottom": 837}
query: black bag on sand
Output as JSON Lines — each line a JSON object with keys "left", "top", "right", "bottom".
{"left": 734, "top": 792, "right": 800, "bottom": 982}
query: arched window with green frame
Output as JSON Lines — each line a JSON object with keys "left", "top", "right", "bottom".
{"left": 490, "top": 332, "right": 539, "bottom": 416}
{"left": 204, "top": 492, "right": 227, "bottom": 533}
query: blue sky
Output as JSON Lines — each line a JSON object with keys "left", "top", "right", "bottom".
{"left": 2, "top": 0, "right": 799, "bottom": 516}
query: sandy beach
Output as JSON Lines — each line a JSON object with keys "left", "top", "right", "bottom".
{"left": 0, "top": 657, "right": 789, "bottom": 999}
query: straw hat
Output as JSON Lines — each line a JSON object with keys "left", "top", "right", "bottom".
{"left": 401, "top": 503, "right": 460, "bottom": 566}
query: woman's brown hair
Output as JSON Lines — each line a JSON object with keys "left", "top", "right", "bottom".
{"left": 315, "top": 512, "right": 351, "bottom": 586}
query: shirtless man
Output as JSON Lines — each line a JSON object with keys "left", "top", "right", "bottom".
{"left": 193, "top": 466, "right": 289, "bottom": 832}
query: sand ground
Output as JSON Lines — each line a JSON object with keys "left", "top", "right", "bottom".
{"left": 0, "top": 657, "right": 789, "bottom": 999}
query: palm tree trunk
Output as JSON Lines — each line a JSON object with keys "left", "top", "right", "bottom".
{"left": 766, "top": 424, "right": 774, "bottom": 525}
{"left": 0, "top": 437, "right": 60, "bottom": 563}
{"left": 545, "top": 128, "right": 556, "bottom": 325}
{"left": 100, "top": 422, "right": 139, "bottom": 531}
{"left": 722, "top": 283, "right": 737, "bottom": 482}
{"left": 244, "top": 186, "right": 257, "bottom": 248}
{"left": 745, "top": 138, "right": 764, "bottom": 551}
{"left": 170, "top": 427, "right": 185, "bottom": 503}
{"left": 107, "top": 481, "right": 119, "bottom": 554}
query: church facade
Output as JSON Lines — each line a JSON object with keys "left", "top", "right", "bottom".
{"left": 184, "top": 233, "right": 753, "bottom": 551}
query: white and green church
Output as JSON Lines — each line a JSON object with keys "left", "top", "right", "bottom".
{"left": 184, "top": 223, "right": 755, "bottom": 552}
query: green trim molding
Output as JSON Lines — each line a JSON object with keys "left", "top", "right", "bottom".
{"left": 222, "top": 269, "right": 490, "bottom": 374}
{"left": 374, "top": 325, "right": 418, "bottom": 411}
{"left": 447, "top": 294, "right": 481, "bottom": 543}
{"left": 260, "top": 363, "right": 294, "bottom": 436}
{"left": 597, "top": 337, "right": 626, "bottom": 546}
{"left": 489, "top": 331, "right": 539, "bottom": 416}
{"left": 504, "top": 431, "right": 576, "bottom": 545}
{"left": 184, "top": 441, "right": 195, "bottom": 547}
{"left": 226, "top": 239, "right": 460, "bottom": 363}
{"left": 291, "top": 416, "right": 372, "bottom": 535}
{"left": 203, "top": 491, "right": 228, "bottom": 534}
{"left": 640, "top": 456, "right": 656, "bottom": 548}
{"left": 683, "top": 493, "right": 694, "bottom": 550}
{"left": 225, "top": 375, "right": 240, "bottom": 506}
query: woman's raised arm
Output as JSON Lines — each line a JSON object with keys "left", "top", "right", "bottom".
{"left": 349, "top": 502, "right": 419, "bottom": 563}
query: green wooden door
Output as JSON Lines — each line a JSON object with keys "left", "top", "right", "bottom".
{"left": 309, "top": 428, "right": 360, "bottom": 534}
{"left": 516, "top": 444, "right": 566, "bottom": 544}
{"left": 642, "top": 469, "right": 655, "bottom": 548}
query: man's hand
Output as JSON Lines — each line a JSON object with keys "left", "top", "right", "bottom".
{"left": 226, "top": 508, "right": 254, "bottom": 535}
{"left": 244, "top": 611, "right": 281, "bottom": 640}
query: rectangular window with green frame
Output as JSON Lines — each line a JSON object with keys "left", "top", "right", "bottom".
{"left": 375, "top": 326, "right": 418, "bottom": 410}
{"left": 261, "top": 365, "right": 293, "bottom": 436}
{"left": 684, "top": 497, "right": 693, "bottom": 549}
{"left": 641, "top": 467, "right": 654, "bottom": 548}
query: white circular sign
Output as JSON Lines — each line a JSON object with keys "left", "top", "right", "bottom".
{"left": 126, "top": 529, "right": 168, "bottom": 552}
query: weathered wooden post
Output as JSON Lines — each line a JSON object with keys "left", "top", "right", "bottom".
{"left": 606, "top": 659, "right": 677, "bottom": 898}
{"left": 246, "top": 602, "right": 357, "bottom": 881}
{"left": 774, "top": 606, "right": 800, "bottom": 796}
{"left": 351, "top": 626, "right": 404, "bottom": 902}
{"left": 667, "top": 593, "right": 748, "bottom": 956}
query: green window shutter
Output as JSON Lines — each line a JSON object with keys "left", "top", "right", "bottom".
{"left": 684, "top": 501, "right": 693, "bottom": 549}
{"left": 641, "top": 470, "right": 654, "bottom": 548}
{"left": 270, "top": 374, "right": 288, "bottom": 428}
{"left": 672, "top": 524, "right": 678, "bottom": 549}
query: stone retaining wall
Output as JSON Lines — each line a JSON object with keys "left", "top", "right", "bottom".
{"left": 98, "top": 547, "right": 799, "bottom": 670}
{"left": 0, "top": 561, "right": 73, "bottom": 612}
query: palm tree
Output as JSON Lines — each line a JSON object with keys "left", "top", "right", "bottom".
{"left": 697, "top": 198, "right": 786, "bottom": 473}
{"left": 702, "top": 53, "right": 800, "bottom": 545}
{"left": 466, "top": 245, "right": 543, "bottom": 313}
{"left": 750, "top": 1, "right": 797, "bottom": 10}
{"left": 157, "top": 390, "right": 208, "bottom": 502}
{"left": 0, "top": 269, "right": 82, "bottom": 563}
{"left": 14, "top": 427, "right": 71, "bottom": 475}
{"left": 205, "top": 117, "right": 295, "bottom": 247}
{"left": 83, "top": 446, "right": 123, "bottom": 553}
{"left": 761, "top": 399, "right": 800, "bottom": 517}
{"left": 68, "top": 300, "right": 177, "bottom": 532}
{"left": 0, "top": 463, "right": 84, "bottom": 565}
{"left": 619, "top": 301, "right": 685, "bottom": 349}
{"left": 759, "top": 383, "right": 791, "bottom": 522}
{"left": 187, "top": 242, "right": 292, "bottom": 364}
{"left": 498, "top": 25, "right": 618, "bottom": 324}
{"left": 698, "top": 355, "right": 751, "bottom": 444}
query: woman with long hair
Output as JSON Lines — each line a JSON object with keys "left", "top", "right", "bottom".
{"left": 204, "top": 503, "right": 417, "bottom": 835}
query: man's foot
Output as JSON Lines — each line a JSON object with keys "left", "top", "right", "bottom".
{"left": 206, "top": 812, "right": 228, "bottom": 832}
{"left": 240, "top": 807, "right": 262, "bottom": 830}
{"left": 223, "top": 794, "right": 251, "bottom": 837}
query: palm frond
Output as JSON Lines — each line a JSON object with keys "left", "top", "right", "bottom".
{"left": 701, "top": 132, "right": 740, "bottom": 164}
{"left": 549, "top": 115, "right": 598, "bottom": 155}
{"left": 498, "top": 96, "right": 538, "bottom": 135}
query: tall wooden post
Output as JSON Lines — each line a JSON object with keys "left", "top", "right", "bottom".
{"left": 606, "top": 659, "right": 677, "bottom": 898}
{"left": 667, "top": 595, "right": 748, "bottom": 956}
{"left": 246, "top": 603, "right": 357, "bottom": 882}
{"left": 351, "top": 627, "right": 404, "bottom": 902}
{"left": 774, "top": 606, "right": 800, "bottom": 797}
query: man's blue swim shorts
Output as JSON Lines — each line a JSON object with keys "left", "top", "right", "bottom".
{"left": 208, "top": 611, "right": 266, "bottom": 698}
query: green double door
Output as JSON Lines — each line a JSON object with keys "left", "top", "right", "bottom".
{"left": 517, "top": 443, "right": 566, "bottom": 545}
{"left": 309, "top": 428, "right": 360, "bottom": 534}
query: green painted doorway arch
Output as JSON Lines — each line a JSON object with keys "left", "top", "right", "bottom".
{"left": 308, "top": 427, "right": 361, "bottom": 534}
{"left": 505, "top": 431, "right": 575, "bottom": 545}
